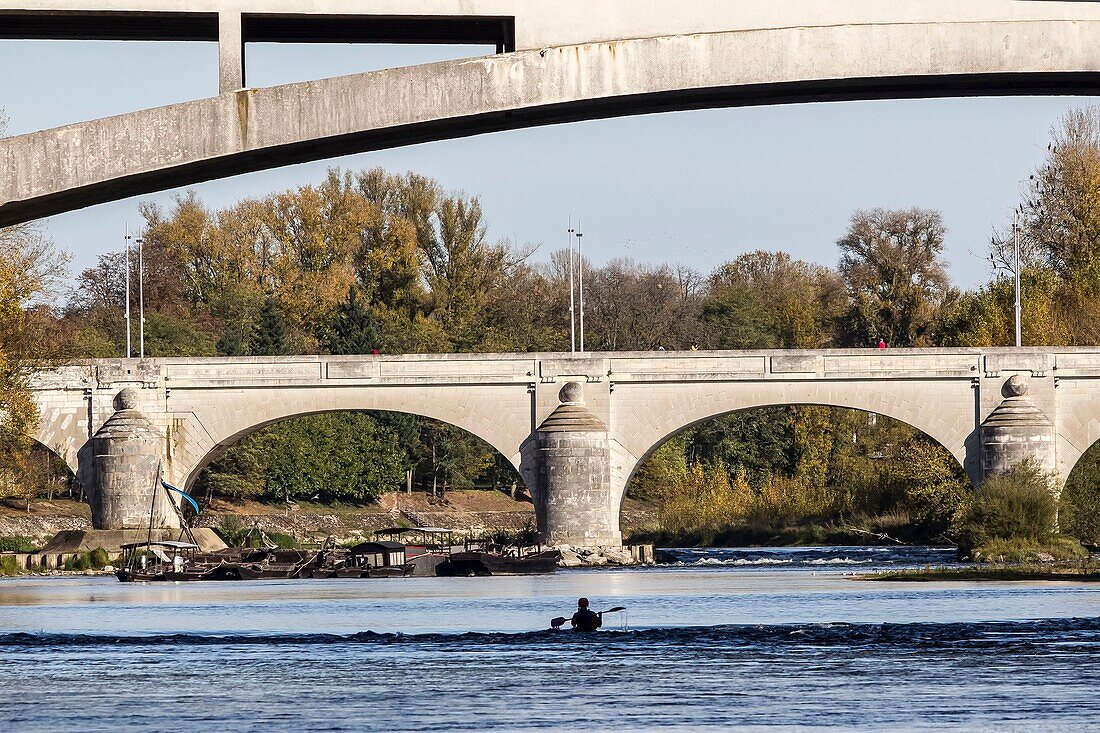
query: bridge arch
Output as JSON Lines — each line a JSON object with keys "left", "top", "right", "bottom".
{"left": 5, "top": 17, "right": 1100, "bottom": 225}
{"left": 168, "top": 384, "right": 534, "bottom": 492}
{"left": 611, "top": 379, "right": 978, "bottom": 511}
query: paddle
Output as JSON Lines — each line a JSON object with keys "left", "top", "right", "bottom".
{"left": 550, "top": 606, "right": 626, "bottom": 629}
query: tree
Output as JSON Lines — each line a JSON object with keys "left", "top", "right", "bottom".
{"left": 418, "top": 421, "right": 495, "bottom": 498}
{"left": 836, "top": 208, "right": 954, "bottom": 347}
{"left": 583, "top": 259, "right": 702, "bottom": 350}
{"left": 698, "top": 286, "right": 776, "bottom": 349}
{"left": 252, "top": 297, "right": 289, "bottom": 356}
{"left": 324, "top": 286, "right": 382, "bottom": 354}
{"left": 706, "top": 251, "right": 846, "bottom": 348}
{"left": 0, "top": 220, "right": 68, "bottom": 464}
{"left": 204, "top": 413, "right": 406, "bottom": 504}
{"left": 420, "top": 194, "right": 512, "bottom": 350}
{"left": 1019, "top": 108, "right": 1100, "bottom": 279}
{"left": 0, "top": 136, "right": 69, "bottom": 502}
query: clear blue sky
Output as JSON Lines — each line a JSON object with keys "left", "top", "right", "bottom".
{"left": 3, "top": 39, "right": 1098, "bottom": 293}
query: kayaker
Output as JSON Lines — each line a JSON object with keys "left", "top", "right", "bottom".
{"left": 570, "top": 597, "right": 602, "bottom": 632}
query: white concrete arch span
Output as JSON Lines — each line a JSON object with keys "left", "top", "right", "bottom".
{"left": 610, "top": 380, "right": 978, "bottom": 519}
{"left": 5, "top": 2, "right": 1100, "bottom": 225}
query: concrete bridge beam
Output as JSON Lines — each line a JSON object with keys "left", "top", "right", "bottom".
{"left": 219, "top": 11, "right": 244, "bottom": 93}
{"left": 6, "top": 12, "right": 1100, "bottom": 226}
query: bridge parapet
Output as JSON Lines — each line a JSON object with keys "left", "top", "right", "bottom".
{"left": 22, "top": 349, "right": 1100, "bottom": 544}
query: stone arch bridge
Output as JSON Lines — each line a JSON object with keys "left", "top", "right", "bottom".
{"left": 28, "top": 349, "right": 1100, "bottom": 546}
{"left": 4, "top": 0, "right": 1100, "bottom": 225}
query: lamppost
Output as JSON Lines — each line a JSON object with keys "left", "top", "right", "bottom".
{"left": 991, "top": 211, "right": 1024, "bottom": 348}
{"left": 568, "top": 219, "right": 576, "bottom": 353}
{"left": 1014, "top": 210, "right": 1022, "bottom": 348}
{"left": 123, "top": 230, "right": 133, "bottom": 358}
{"left": 576, "top": 223, "right": 585, "bottom": 353}
{"left": 138, "top": 235, "right": 145, "bottom": 358}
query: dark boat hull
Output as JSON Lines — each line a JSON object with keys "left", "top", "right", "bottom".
{"left": 437, "top": 550, "right": 560, "bottom": 576}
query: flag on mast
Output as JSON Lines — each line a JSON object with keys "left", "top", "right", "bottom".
{"left": 162, "top": 480, "right": 200, "bottom": 514}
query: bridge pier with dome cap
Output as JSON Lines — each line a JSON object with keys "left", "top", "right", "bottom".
{"left": 89, "top": 388, "right": 178, "bottom": 530}
{"left": 536, "top": 381, "right": 621, "bottom": 547}
{"left": 980, "top": 374, "right": 1059, "bottom": 495}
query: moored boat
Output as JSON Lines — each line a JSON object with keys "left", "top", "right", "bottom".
{"left": 436, "top": 548, "right": 561, "bottom": 576}
{"left": 116, "top": 540, "right": 210, "bottom": 582}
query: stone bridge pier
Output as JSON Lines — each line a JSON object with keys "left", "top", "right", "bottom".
{"left": 28, "top": 350, "right": 1100, "bottom": 547}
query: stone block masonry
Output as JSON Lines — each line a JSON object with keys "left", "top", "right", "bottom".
{"left": 26, "top": 349, "right": 1100, "bottom": 547}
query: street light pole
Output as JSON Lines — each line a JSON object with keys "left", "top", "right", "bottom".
{"left": 123, "top": 230, "right": 132, "bottom": 358}
{"left": 568, "top": 218, "right": 576, "bottom": 353}
{"left": 137, "top": 237, "right": 146, "bottom": 358}
{"left": 1014, "top": 211, "right": 1022, "bottom": 348}
{"left": 576, "top": 223, "right": 585, "bottom": 353}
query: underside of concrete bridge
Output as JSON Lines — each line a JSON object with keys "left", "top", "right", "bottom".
{"left": 27, "top": 349, "right": 1100, "bottom": 547}
{"left": 3, "top": 0, "right": 1100, "bottom": 225}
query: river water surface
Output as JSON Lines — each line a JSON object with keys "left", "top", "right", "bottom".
{"left": 2, "top": 546, "right": 1099, "bottom": 731}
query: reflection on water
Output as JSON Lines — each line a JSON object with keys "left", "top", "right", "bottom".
{"left": 1, "top": 547, "right": 1099, "bottom": 731}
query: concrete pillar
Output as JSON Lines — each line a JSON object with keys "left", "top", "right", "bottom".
{"left": 90, "top": 388, "right": 178, "bottom": 530}
{"left": 980, "top": 375, "right": 1058, "bottom": 496}
{"left": 219, "top": 11, "right": 245, "bottom": 93}
{"left": 536, "top": 382, "right": 621, "bottom": 547}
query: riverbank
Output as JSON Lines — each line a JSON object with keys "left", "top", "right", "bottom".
{"left": 625, "top": 515, "right": 931, "bottom": 548}
{"left": 0, "top": 492, "right": 659, "bottom": 549}
{"left": 0, "top": 493, "right": 535, "bottom": 548}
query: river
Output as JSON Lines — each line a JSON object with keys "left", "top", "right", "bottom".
{"left": 2, "top": 546, "right": 1099, "bottom": 731}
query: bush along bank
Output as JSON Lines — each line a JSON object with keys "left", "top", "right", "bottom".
{"left": 0, "top": 547, "right": 112, "bottom": 577}
{"left": 625, "top": 515, "right": 929, "bottom": 549}
{"left": 954, "top": 462, "right": 1087, "bottom": 563}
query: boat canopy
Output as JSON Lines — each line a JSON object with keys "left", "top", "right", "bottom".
{"left": 119, "top": 540, "right": 200, "bottom": 550}
{"left": 371, "top": 526, "right": 453, "bottom": 537}
{"left": 351, "top": 540, "right": 406, "bottom": 553}
{"left": 375, "top": 527, "right": 455, "bottom": 536}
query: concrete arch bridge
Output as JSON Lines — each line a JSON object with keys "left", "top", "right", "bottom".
{"left": 4, "top": 0, "right": 1100, "bottom": 225}
{"left": 28, "top": 349, "right": 1100, "bottom": 547}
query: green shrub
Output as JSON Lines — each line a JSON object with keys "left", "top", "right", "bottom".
{"left": 0, "top": 555, "right": 24, "bottom": 576}
{"left": 215, "top": 515, "right": 249, "bottom": 546}
{"left": 955, "top": 461, "right": 1059, "bottom": 558}
{"left": 971, "top": 535, "right": 1088, "bottom": 563}
{"left": 63, "top": 548, "right": 110, "bottom": 571}
{"left": 0, "top": 536, "right": 40, "bottom": 553}
{"left": 266, "top": 531, "right": 299, "bottom": 549}
{"left": 89, "top": 548, "right": 109, "bottom": 568}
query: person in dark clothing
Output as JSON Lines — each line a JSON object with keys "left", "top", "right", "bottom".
{"left": 570, "top": 597, "right": 602, "bottom": 632}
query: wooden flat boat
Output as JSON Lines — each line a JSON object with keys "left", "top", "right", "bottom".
{"left": 437, "top": 549, "right": 561, "bottom": 577}
{"left": 116, "top": 540, "right": 212, "bottom": 582}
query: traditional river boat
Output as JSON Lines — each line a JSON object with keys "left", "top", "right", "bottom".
{"left": 116, "top": 540, "right": 211, "bottom": 582}
{"left": 436, "top": 544, "right": 561, "bottom": 576}
{"left": 116, "top": 525, "right": 559, "bottom": 582}
{"left": 116, "top": 539, "right": 325, "bottom": 582}
{"left": 373, "top": 527, "right": 458, "bottom": 577}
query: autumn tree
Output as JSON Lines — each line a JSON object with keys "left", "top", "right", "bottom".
{"left": 583, "top": 259, "right": 703, "bottom": 350}
{"left": 1021, "top": 108, "right": 1100, "bottom": 278}
{"left": 837, "top": 208, "right": 954, "bottom": 347}
{"left": 0, "top": 211, "right": 69, "bottom": 505}
{"left": 939, "top": 107, "right": 1100, "bottom": 347}
{"left": 703, "top": 251, "right": 845, "bottom": 349}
